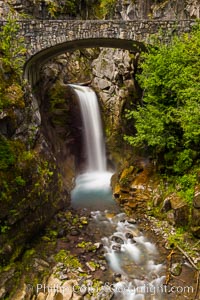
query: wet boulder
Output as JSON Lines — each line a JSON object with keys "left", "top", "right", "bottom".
{"left": 170, "top": 196, "right": 189, "bottom": 227}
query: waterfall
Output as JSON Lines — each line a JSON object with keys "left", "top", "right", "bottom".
{"left": 70, "top": 86, "right": 167, "bottom": 299}
{"left": 70, "top": 85, "right": 116, "bottom": 210}
{"left": 70, "top": 85, "right": 106, "bottom": 172}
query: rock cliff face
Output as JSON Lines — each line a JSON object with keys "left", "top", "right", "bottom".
{"left": 1, "top": 0, "right": 200, "bottom": 19}
{"left": 0, "top": 84, "right": 68, "bottom": 265}
{"left": 91, "top": 48, "right": 139, "bottom": 159}
{"left": 114, "top": 0, "right": 200, "bottom": 20}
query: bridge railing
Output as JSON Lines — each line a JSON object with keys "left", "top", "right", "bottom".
{"left": 0, "top": 19, "right": 196, "bottom": 59}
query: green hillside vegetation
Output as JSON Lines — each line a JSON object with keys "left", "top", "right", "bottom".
{"left": 44, "top": 0, "right": 117, "bottom": 18}
{"left": 0, "top": 16, "right": 26, "bottom": 110}
{"left": 0, "top": 18, "right": 63, "bottom": 263}
{"left": 124, "top": 22, "right": 200, "bottom": 203}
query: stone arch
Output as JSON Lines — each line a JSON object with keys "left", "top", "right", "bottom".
{"left": 23, "top": 38, "right": 146, "bottom": 86}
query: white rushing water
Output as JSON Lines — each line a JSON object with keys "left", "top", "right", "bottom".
{"left": 70, "top": 85, "right": 115, "bottom": 210}
{"left": 92, "top": 211, "right": 167, "bottom": 300}
{"left": 70, "top": 85, "right": 106, "bottom": 171}
{"left": 69, "top": 85, "right": 168, "bottom": 299}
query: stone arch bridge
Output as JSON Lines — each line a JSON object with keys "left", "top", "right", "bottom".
{"left": 0, "top": 19, "right": 195, "bottom": 84}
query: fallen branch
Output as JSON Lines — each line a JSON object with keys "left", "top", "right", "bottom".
{"left": 192, "top": 240, "right": 200, "bottom": 250}
{"left": 175, "top": 244, "right": 199, "bottom": 300}
{"left": 170, "top": 274, "right": 186, "bottom": 284}
{"left": 176, "top": 245, "right": 199, "bottom": 271}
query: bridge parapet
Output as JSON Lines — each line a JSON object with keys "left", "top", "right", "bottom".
{"left": 0, "top": 19, "right": 195, "bottom": 58}
{"left": 0, "top": 19, "right": 195, "bottom": 84}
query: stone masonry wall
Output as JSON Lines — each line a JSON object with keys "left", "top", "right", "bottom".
{"left": 0, "top": 19, "right": 194, "bottom": 59}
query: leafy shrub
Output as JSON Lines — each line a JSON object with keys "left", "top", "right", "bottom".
{"left": 0, "top": 137, "right": 16, "bottom": 170}
{"left": 124, "top": 23, "right": 200, "bottom": 175}
{"left": 0, "top": 15, "right": 26, "bottom": 76}
{"left": 0, "top": 16, "right": 26, "bottom": 110}
{"left": 177, "top": 174, "right": 196, "bottom": 204}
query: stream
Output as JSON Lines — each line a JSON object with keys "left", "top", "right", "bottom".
{"left": 70, "top": 85, "right": 168, "bottom": 300}
{"left": 91, "top": 210, "right": 168, "bottom": 300}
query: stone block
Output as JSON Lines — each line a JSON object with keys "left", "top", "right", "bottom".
{"left": 36, "top": 293, "right": 46, "bottom": 300}
{"left": 191, "top": 208, "right": 200, "bottom": 227}
{"left": 161, "top": 197, "right": 171, "bottom": 212}
{"left": 170, "top": 197, "right": 189, "bottom": 227}
{"left": 191, "top": 206, "right": 200, "bottom": 237}
{"left": 193, "top": 189, "right": 200, "bottom": 208}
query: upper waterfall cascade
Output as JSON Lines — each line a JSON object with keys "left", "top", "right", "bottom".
{"left": 70, "top": 85, "right": 106, "bottom": 172}
{"left": 70, "top": 85, "right": 115, "bottom": 210}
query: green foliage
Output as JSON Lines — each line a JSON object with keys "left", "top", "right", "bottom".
{"left": 54, "top": 250, "right": 81, "bottom": 269}
{"left": 0, "top": 137, "right": 16, "bottom": 170}
{"left": 124, "top": 23, "right": 200, "bottom": 175}
{"left": 45, "top": 0, "right": 80, "bottom": 17}
{"left": 176, "top": 173, "right": 196, "bottom": 204}
{"left": 167, "top": 227, "right": 199, "bottom": 261}
{"left": 167, "top": 227, "right": 187, "bottom": 248}
{"left": 0, "top": 82, "right": 25, "bottom": 111}
{"left": 77, "top": 241, "right": 97, "bottom": 251}
{"left": 0, "top": 137, "right": 58, "bottom": 206}
{"left": 172, "top": 149, "right": 194, "bottom": 174}
{"left": 0, "top": 16, "right": 25, "bottom": 111}
{"left": 45, "top": 0, "right": 58, "bottom": 17}
{"left": 0, "top": 225, "right": 10, "bottom": 234}
{"left": 44, "top": 0, "right": 117, "bottom": 19}
{"left": 99, "top": 0, "right": 117, "bottom": 18}
{"left": 15, "top": 176, "right": 26, "bottom": 186}
{"left": 0, "top": 15, "right": 26, "bottom": 76}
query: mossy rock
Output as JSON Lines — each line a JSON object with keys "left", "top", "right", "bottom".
{"left": 119, "top": 166, "right": 135, "bottom": 187}
{"left": 191, "top": 226, "right": 200, "bottom": 238}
